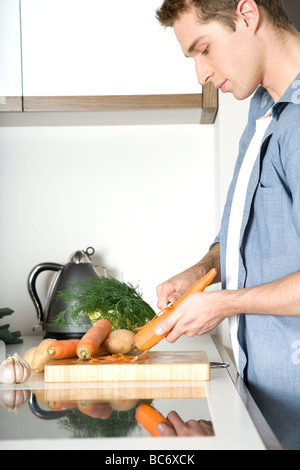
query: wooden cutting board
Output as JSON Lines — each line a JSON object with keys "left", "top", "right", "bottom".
{"left": 44, "top": 351, "right": 210, "bottom": 383}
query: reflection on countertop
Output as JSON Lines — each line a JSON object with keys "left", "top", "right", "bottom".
{"left": 0, "top": 335, "right": 279, "bottom": 450}
{"left": 0, "top": 385, "right": 213, "bottom": 439}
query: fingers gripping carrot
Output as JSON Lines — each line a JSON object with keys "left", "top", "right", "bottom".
{"left": 77, "top": 319, "right": 112, "bottom": 360}
{"left": 135, "top": 403, "right": 170, "bottom": 437}
{"left": 47, "top": 339, "right": 81, "bottom": 359}
{"left": 134, "top": 268, "right": 217, "bottom": 351}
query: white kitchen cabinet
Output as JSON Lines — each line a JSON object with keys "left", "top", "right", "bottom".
{"left": 20, "top": 0, "right": 218, "bottom": 122}
{"left": 21, "top": 0, "right": 198, "bottom": 96}
{"left": 0, "top": 0, "right": 22, "bottom": 111}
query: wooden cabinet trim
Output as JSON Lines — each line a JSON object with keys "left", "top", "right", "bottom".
{"left": 201, "top": 82, "right": 219, "bottom": 124}
{"left": 5, "top": 85, "right": 218, "bottom": 124}
{"left": 23, "top": 94, "right": 203, "bottom": 112}
{"left": 0, "top": 97, "right": 23, "bottom": 112}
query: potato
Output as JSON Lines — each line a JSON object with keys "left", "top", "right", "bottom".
{"left": 103, "top": 329, "right": 136, "bottom": 354}
{"left": 31, "top": 338, "right": 57, "bottom": 373}
{"left": 23, "top": 347, "right": 37, "bottom": 368}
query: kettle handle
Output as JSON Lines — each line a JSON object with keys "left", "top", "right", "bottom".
{"left": 28, "top": 262, "right": 64, "bottom": 331}
{"left": 29, "top": 393, "right": 68, "bottom": 419}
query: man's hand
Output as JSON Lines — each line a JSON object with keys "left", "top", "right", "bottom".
{"left": 156, "top": 270, "right": 202, "bottom": 310}
{"left": 155, "top": 243, "right": 223, "bottom": 341}
{"left": 155, "top": 290, "right": 228, "bottom": 342}
{"left": 156, "top": 243, "right": 221, "bottom": 310}
{"left": 157, "top": 410, "right": 214, "bottom": 437}
{"left": 156, "top": 268, "right": 300, "bottom": 344}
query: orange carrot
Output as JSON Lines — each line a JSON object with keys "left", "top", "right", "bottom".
{"left": 135, "top": 403, "right": 170, "bottom": 437}
{"left": 134, "top": 268, "right": 217, "bottom": 351}
{"left": 77, "top": 319, "right": 112, "bottom": 360}
{"left": 88, "top": 351, "right": 156, "bottom": 363}
{"left": 47, "top": 339, "right": 81, "bottom": 359}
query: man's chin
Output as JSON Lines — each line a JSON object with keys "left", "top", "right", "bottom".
{"left": 231, "top": 85, "right": 258, "bottom": 101}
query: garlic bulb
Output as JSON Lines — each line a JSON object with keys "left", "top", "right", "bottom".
{"left": 0, "top": 353, "right": 31, "bottom": 384}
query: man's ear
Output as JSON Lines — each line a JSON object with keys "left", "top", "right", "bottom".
{"left": 236, "top": 0, "right": 260, "bottom": 29}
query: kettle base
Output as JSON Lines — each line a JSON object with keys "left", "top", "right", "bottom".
{"left": 44, "top": 332, "right": 85, "bottom": 340}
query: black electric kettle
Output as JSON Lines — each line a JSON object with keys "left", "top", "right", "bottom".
{"left": 28, "top": 247, "right": 98, "bottom": 339}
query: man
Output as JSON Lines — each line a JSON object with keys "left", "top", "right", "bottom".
{"left": 154, "top": 0, "right": 300, "bottom": 447}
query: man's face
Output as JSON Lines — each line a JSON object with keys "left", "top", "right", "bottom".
{"left": 173, "top": 7, "right": 263, "bottom": 100}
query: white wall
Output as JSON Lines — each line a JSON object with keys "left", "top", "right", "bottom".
{"left": 0, "top": 116, "right": 217, "bottom": 337}
{"left": 0, "top": 92, "right": 252, "bottom": 355}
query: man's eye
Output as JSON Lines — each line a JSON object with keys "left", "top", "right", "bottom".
{"left": 202, "top": 47, "right": 209, "bottom": 56}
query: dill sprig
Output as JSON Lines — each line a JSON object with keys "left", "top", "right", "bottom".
{"left": 53, "top": 277, "right": 156, "bottom": 332}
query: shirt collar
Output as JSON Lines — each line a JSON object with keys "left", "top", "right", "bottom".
{"left": 253, "top": 72, "right": 300, "bottom": 121}
{"left": 271, "top": 72, "right": 300, "bottom": 120}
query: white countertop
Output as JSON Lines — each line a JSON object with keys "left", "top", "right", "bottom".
{"left": 0, "top": 334, "right": 280, "bottom": 450}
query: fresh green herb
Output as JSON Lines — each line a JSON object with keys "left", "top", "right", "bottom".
{"left": 53, "top": 277, "right": 156, "bottom": 332}
{"left": 0, "top": 308, "right": 23, "bottom": 344}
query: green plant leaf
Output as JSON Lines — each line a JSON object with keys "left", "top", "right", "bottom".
{"left": 53, "top": 277, "right": 156, "bottom": 332}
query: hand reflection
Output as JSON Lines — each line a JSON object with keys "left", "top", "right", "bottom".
{"left": 157, "top": 410, "right": 214, "bottom": 437}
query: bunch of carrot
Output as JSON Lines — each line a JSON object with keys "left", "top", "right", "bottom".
{"left": 47, "top": 318, "right": 112, "bottom": 361}
{"left": 47, "top": 339, "right": 81, "bottom": 359}
{"left": 76, "top": 319, "right": 112, "bottom": 360}
{"left": 46, "top": 268, "right": 217, "bottom": 362}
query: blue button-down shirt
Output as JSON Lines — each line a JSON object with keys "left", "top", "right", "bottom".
{"left": 214, "top": 73, "right": 300, "bottom": 448}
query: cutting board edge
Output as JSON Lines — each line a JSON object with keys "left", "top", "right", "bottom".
{"left": 44, "top": 363, "right": 210, "bottom": 383}
{"left": 44, "top": 350, "right": 210, "bottom": 383}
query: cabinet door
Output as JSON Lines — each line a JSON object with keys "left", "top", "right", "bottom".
{"left": 20, "top": 0, "right": 199, "bottom": 97}
{"left": 0, "top": 0, "right": 22, "bottom": 111}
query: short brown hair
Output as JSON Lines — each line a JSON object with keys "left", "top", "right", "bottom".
{"left": 156, "top": 0, "right": 294, "bottom": 32}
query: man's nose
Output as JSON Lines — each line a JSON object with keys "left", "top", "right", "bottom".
{"left": 194, "top": 58, "right": 213, "bottom": 85}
